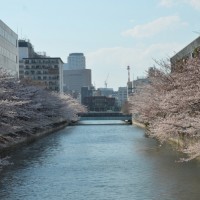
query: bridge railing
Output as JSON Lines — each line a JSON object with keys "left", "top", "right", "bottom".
{"left": 78, "top": 112, "right": 132, "bottom": 117}
{"left": 77, "top": 112, "right": 132, "bottom": 121}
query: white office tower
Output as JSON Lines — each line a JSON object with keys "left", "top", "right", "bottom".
{"left": 0, "top": 20, "right": 18, "bottom": 77}
{"left": 67, "top": 53, "right": 85, "bottom": 69}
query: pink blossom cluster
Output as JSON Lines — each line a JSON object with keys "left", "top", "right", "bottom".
{"left": 0, "top": 68, "right": 86, "bottom": 135}
{"left": 0, "top": 68, "right": 86, "bottom": 166}
{"left": 130, "top": 58, "right": 200, "bottom": 161}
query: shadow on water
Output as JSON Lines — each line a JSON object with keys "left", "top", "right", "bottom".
{"left": 0, "top": 126, "right": 74, "bottom": 171}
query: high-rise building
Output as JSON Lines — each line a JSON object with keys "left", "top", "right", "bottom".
{"left": 63, "top": 52, "right": 92, "bottom": 94}
{"left": 0, "top": 20, "right": 18, "bottom": 77}
{"left": 118, "top": 87, "right": 128, "bottom": 107}
{"left": 63, "top": 69, "right": 91, "bottom": 93}
{"left": 67, "top": 53, "right": 85, "bottom": 69}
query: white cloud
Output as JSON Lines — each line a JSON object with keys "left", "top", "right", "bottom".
{"left": 86, "top": 43, "right": 183, "bottom": 89}
{"left": 122, "top": 15, "right": 185, "bottom": 38}
{"left": 186, "top": 0, "right": 200, "bottom": 9}
{"left": 159, "top": 0, "right": 174, "bottom": 7}
{"left": 158, "top": 0, "right": 200, "bottom": 9}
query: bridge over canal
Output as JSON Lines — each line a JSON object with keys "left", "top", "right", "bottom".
{"left": 78, "top": 112, "right": 132, "bottom": 123}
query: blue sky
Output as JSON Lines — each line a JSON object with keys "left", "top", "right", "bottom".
{"left": 1, "top": 0, "right": 200, "bottom": 90}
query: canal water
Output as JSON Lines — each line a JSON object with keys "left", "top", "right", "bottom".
{"left": 0, "top": 121, "right": 200, "bottom": 200}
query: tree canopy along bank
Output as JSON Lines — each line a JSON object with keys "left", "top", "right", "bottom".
{"left": 131, "top": 58, "right": 200, "bottom": 161}
{"left": 0, "top": 68, "right": 85, "bottom": 163}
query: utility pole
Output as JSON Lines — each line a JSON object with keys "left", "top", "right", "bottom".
{"left": 127, "top": 66, "right": 130, "bottom": 82}
{"left": 127, "top": 66, "right": 133, "bottom": 99}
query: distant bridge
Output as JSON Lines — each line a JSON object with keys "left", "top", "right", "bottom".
{"left": 77, "top": 112, "right": 132, "bottom": 123}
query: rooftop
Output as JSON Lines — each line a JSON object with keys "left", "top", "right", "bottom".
{"left": 69, "top": 53, "right": 84, "bottom": 56}
{"left": 23, "top": 57, "right": 64, "bottom": 63}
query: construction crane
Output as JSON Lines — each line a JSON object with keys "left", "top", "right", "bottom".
{"left": 104, "top": 73, "right": 109, "bottom": 88}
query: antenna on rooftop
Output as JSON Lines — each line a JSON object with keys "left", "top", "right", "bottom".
{"left": 104, "top": 73, "right": 109, "bottom": 88}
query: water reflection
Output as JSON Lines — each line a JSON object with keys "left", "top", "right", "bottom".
{"left": 0, "top": 122, "right": 200, "bottom": 200}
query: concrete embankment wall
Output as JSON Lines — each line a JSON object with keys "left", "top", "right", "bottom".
{"left": 132, "top": 119, "right": 199, "bottom": 155}
{"left": 132, "top": 119, "right": 183, "bottom": 144}
{"left": 132, "top": 119, "right": 147, "bottom": 129}
{"left": 0, "top": 118, "right": 70, "bottom": 152}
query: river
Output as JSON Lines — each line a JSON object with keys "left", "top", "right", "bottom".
{"left": 0, "top": 121, "right": 200, "bottom": 200}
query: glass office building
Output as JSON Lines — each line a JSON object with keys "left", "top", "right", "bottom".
{"left": 67, "top": 53, "right": 86, "bottom": 70}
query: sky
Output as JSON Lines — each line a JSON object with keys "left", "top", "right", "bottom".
{"left": 1, "top": 0, "right": 200, "bottom": 90}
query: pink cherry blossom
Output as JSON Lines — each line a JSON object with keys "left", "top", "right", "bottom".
{"left": 130, "top": 57, "right": 200, "bottom": 161}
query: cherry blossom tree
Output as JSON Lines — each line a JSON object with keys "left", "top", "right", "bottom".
{"left": 130, "top": 57, "right": 200, "bottom": 161}
{"left": 0, "top": 67, "right": 86, "bottom": 167}
{"left": 0, "top": 67, "right": 86, "bottom": 136}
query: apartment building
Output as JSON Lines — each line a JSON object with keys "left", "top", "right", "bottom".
{"left": 19, "top": 57, "right": 63, "bottom": 92}
{"left": 18, "top": 40, "right": 63, "bottom": 92}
